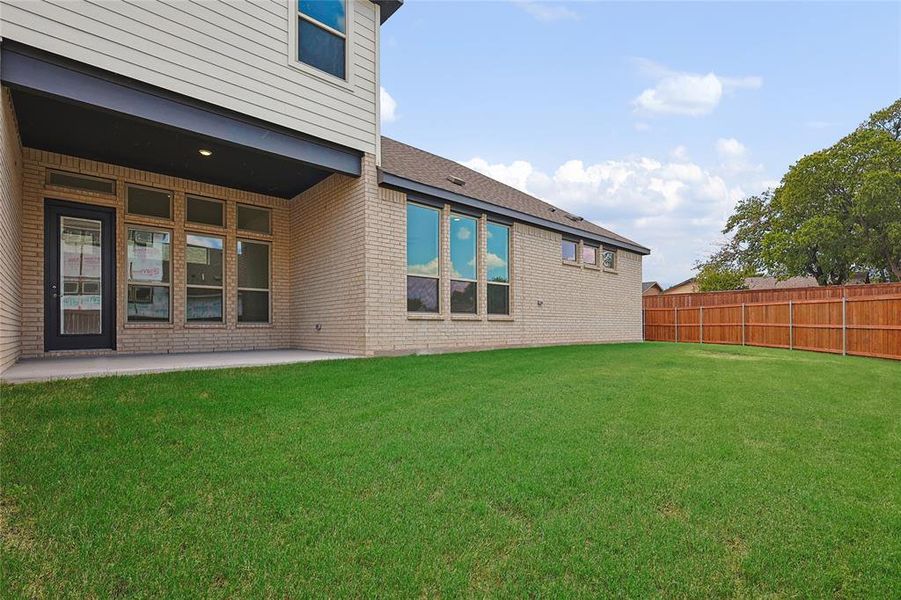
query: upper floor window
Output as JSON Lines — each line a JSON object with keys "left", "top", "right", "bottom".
{"left": 297, "top": 0, "right": 347, "bottom": 80}
{"left": 603, "top": 248, "right": 617, "bottom": 270}
{"left": 562, "top": 239, "right": 578, "bottom": 262}
{"left": 582, "top": 244, "right": 598, "bottom": 266}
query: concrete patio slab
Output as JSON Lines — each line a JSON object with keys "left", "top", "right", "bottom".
{"left": 1, "top": 349, "right": 357, "bottom": 384}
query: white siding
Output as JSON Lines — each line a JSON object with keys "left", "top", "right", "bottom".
{"left": 0, "top": 0, "right": 379, "bottom": 155}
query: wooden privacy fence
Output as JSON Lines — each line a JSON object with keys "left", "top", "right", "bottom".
{"left": 643, "top": 283, "right": 901, "bottom": 361}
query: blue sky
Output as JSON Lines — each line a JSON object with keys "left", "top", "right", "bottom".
{"left": 379, "top": 1, "right": 900, "bottom": 286}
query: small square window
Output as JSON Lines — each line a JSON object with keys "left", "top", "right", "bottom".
{"left": 583, "top": 245, "right": 598, "bottom": 266}
{"left": 562, "top": 240, "right": 578, "bottom": 262}
{"left": 127, "top": 185, "right": 172, "bottom": 219}
{"left": 603, "top": 249, "right": 617, "bottom": 270}
{"left": 187, "top": 196, "right": 224, "bottom": 227}
{"left": 237, "top": 204, "right": 271, "bottom": 234}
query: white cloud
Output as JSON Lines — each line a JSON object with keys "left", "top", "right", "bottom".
{"left": 632, "top": 59, "right": 762, "bottom": 117}
{"left": 671, "top": 145, "right": 689, "bottom": 161}
{"left": 456, "top": 226, "right": 472, "bottom": 240}
{"left": 462, "top": 147, "right": 772, "bottom": 287}
{"left": 715, "top": 137, "right": 763, "bottom": 174}
{"left": 380, "top": 86, "right": 398, "bottom": 123}
{"left": 486, "top": 253, "right": 507, "bottom": 270}
{"left": 408, "top": 258, "right": 438, "bottom": 276}
{"left": 510, "top": 0, "right": 578, "bottom": 22}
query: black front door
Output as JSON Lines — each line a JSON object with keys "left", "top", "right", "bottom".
{"left": 44, "top": 199, "right": 116, "bottom": 351}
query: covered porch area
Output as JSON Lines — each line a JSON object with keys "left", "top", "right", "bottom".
{"left": 0, "top": 42, "right": 370, "bottom": 375}
{"left": 0, "top": 348, "right": 355, "bottom": 384}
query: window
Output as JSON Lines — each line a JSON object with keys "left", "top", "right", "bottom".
{"left": 582, "top": 245, "right": 598, "bottom": 266}
{"left": 237, "top": 204, "right": 271, "bottom": 234}
{"left": 296, "top": 0, "right": 346, "bottom": 79}
{"left": 47, "top": 170, "right": 115, "bottom": 195}
{"left": 187, "top": 196, "right": 224, "bottom": 227}
{"left": 186, "top": 234, "right": 224, "bottom": 322}
{"left": 237, "top": 240, "right": 270, "bottom": 323}
{"left": 562, "top": 239, "right": 577, "bottom": 262}
{"left": 127, "top": 185, "right": 172, "bottom": 219}
{"left": 603, "top": 248, "right": 617, "bottom": 270}
{"left": 487, "top": 223, "right": 510, "bottom": 315}
{"left": 126, "top": 228, "right": 171, "bottom": 322}
{"left": 407, "top": 203, "right": 440, "bottom": 313}
{"left": 450, "top": 214, "right": 477, "bottom": 313}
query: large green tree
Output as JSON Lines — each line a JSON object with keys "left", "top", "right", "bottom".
{"left": 696, "top": 99, "right": 901, "bottom": 284}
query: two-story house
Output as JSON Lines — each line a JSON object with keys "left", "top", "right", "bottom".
{"left": 0, "top": 0, "right": 649, "bottom": 376}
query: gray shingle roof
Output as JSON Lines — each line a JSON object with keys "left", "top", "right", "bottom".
{"left": 380, "top": 137, "right": 649, "bottom": 254}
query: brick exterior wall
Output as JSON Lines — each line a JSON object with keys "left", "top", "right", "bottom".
{"left": 8, "top": 141, "right": 642, "bottom": 366}
{"left": 0, "top": 88, "right": 24, "bottom": 373}
{"left": 289, "top": 155, "right": 377, "bottom": 355}
{"left": 19, "top": 148, "right": 293, "bottom": 358}
{"left": 362, "top": 186, "right": 643, "bottom": 355}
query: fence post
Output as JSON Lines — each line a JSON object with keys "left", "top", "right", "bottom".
{"left": 699, "top": 306, "right": 704, "bottom": 344}
{"left": 788, "top": 300, "right": 793, "bottom": 350}
{"left": 842, "top": 296, "right": 847, "bottom": 356}
{"left": 674, "top": 307, "right": 679, "bottom": 343}
{"left": 741, "top": 303, "right": 746, "bottom": 346}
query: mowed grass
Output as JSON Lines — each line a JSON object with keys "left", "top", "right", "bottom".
{"left": 1, "top": 343, "right": 899, "bottom": 598}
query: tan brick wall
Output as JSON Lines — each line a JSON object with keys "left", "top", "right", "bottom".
{"left": 290, "top": 154, "right": 377, "bottom": 354}
{"left": 20, "top": 148, "right": 293, "bottom": 358}
{"left": 0, "top": 88, "right": 24, "bottom": 373}
{"left": 362, "top": 187, "right": 643, "bottom": 354}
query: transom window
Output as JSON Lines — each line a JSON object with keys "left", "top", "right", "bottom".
{"left": 487, "top": 223, "right": 510, "bottom": 315}
{"left": 406, "top": 203, "right": 440, "bottom": 313}
{"left": 187, "top": 196, "right": 224, "bottom": 227}
{"left": 126, "top": 227, "right": 171, "bottom": 322}
{"left": 126, "top": 185, "right": 172, "bottom": 220}
{"left": 450, "top": 214, "right": 478, "bottom": 314}
{"left": 296, "top": 0, "right": 347, "bottom": 80}
{"left": 237, "top": 204, "right": 271, "bottom": 234}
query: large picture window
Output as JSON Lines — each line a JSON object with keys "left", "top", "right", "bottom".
{"left": 296, "top": 0, "right": 346, "bottom": 79}
{"left": 450, "top": 214, "right": 477, "bottom": 313}
{"left": 487, "top": 223, "right": 510, "bottom": 315}
{"left": 407, "top": 203, "right": 440, "bottom": 313}
{"left": 237, "top": 240, "right": 270, "bottom": 323}
{"left": 126, "top": 227, "right": 171, "bottom": 322}
{"left": 186, "top": 234, "right": 224, "bottom": 322}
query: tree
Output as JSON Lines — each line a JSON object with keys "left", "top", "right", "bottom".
{"left": 697, "top": 99, "right": 901, "bottom": 284}
{"left": 694, "top": 262, "right": 753, "bottom": 292}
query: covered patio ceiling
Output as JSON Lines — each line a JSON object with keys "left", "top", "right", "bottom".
{"left": 2, "top": 42, "right": 362, "bottom": 199}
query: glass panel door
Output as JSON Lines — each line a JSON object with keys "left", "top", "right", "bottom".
{"left": 59, "top": 216, "right": 103, "bottom": 335}
{"left": 44, "top": 200, "right": 116, "bottom": 351}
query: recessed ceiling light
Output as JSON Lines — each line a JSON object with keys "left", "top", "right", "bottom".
{"left": 198, "top": 149, "right": 213, "bottom": 157}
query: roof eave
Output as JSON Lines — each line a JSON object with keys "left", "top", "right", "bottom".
{"left": 379, "top": 170, "right": 651, "bottom": 255}
{"left": 372, "top": 0, "right": 403, "bottom": 23}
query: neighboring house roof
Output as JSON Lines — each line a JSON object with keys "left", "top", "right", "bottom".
{"left": 642, "top": 281, "right": 663, "bottom": 293}
{"left": 663, "top": 277, "right": 697, "bottom": 293}
{"left": 744, "top": 276, "right": 819, "bottom": 290}
{"left": 379, "top": 137, "right": 650, "bottom": 255}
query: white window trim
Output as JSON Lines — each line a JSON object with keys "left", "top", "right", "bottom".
{"left": 287, "top": 0, "right": 354, "bottom": 91}
{"left": 237, "top": 239, "right": 273, "bottom": 325}
{"left": 126, "top": 225, "right": 172, "bottom": 324}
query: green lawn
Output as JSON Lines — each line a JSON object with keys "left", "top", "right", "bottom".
{"left": 1, "top": 343, "right": 899, "bottom": 598}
